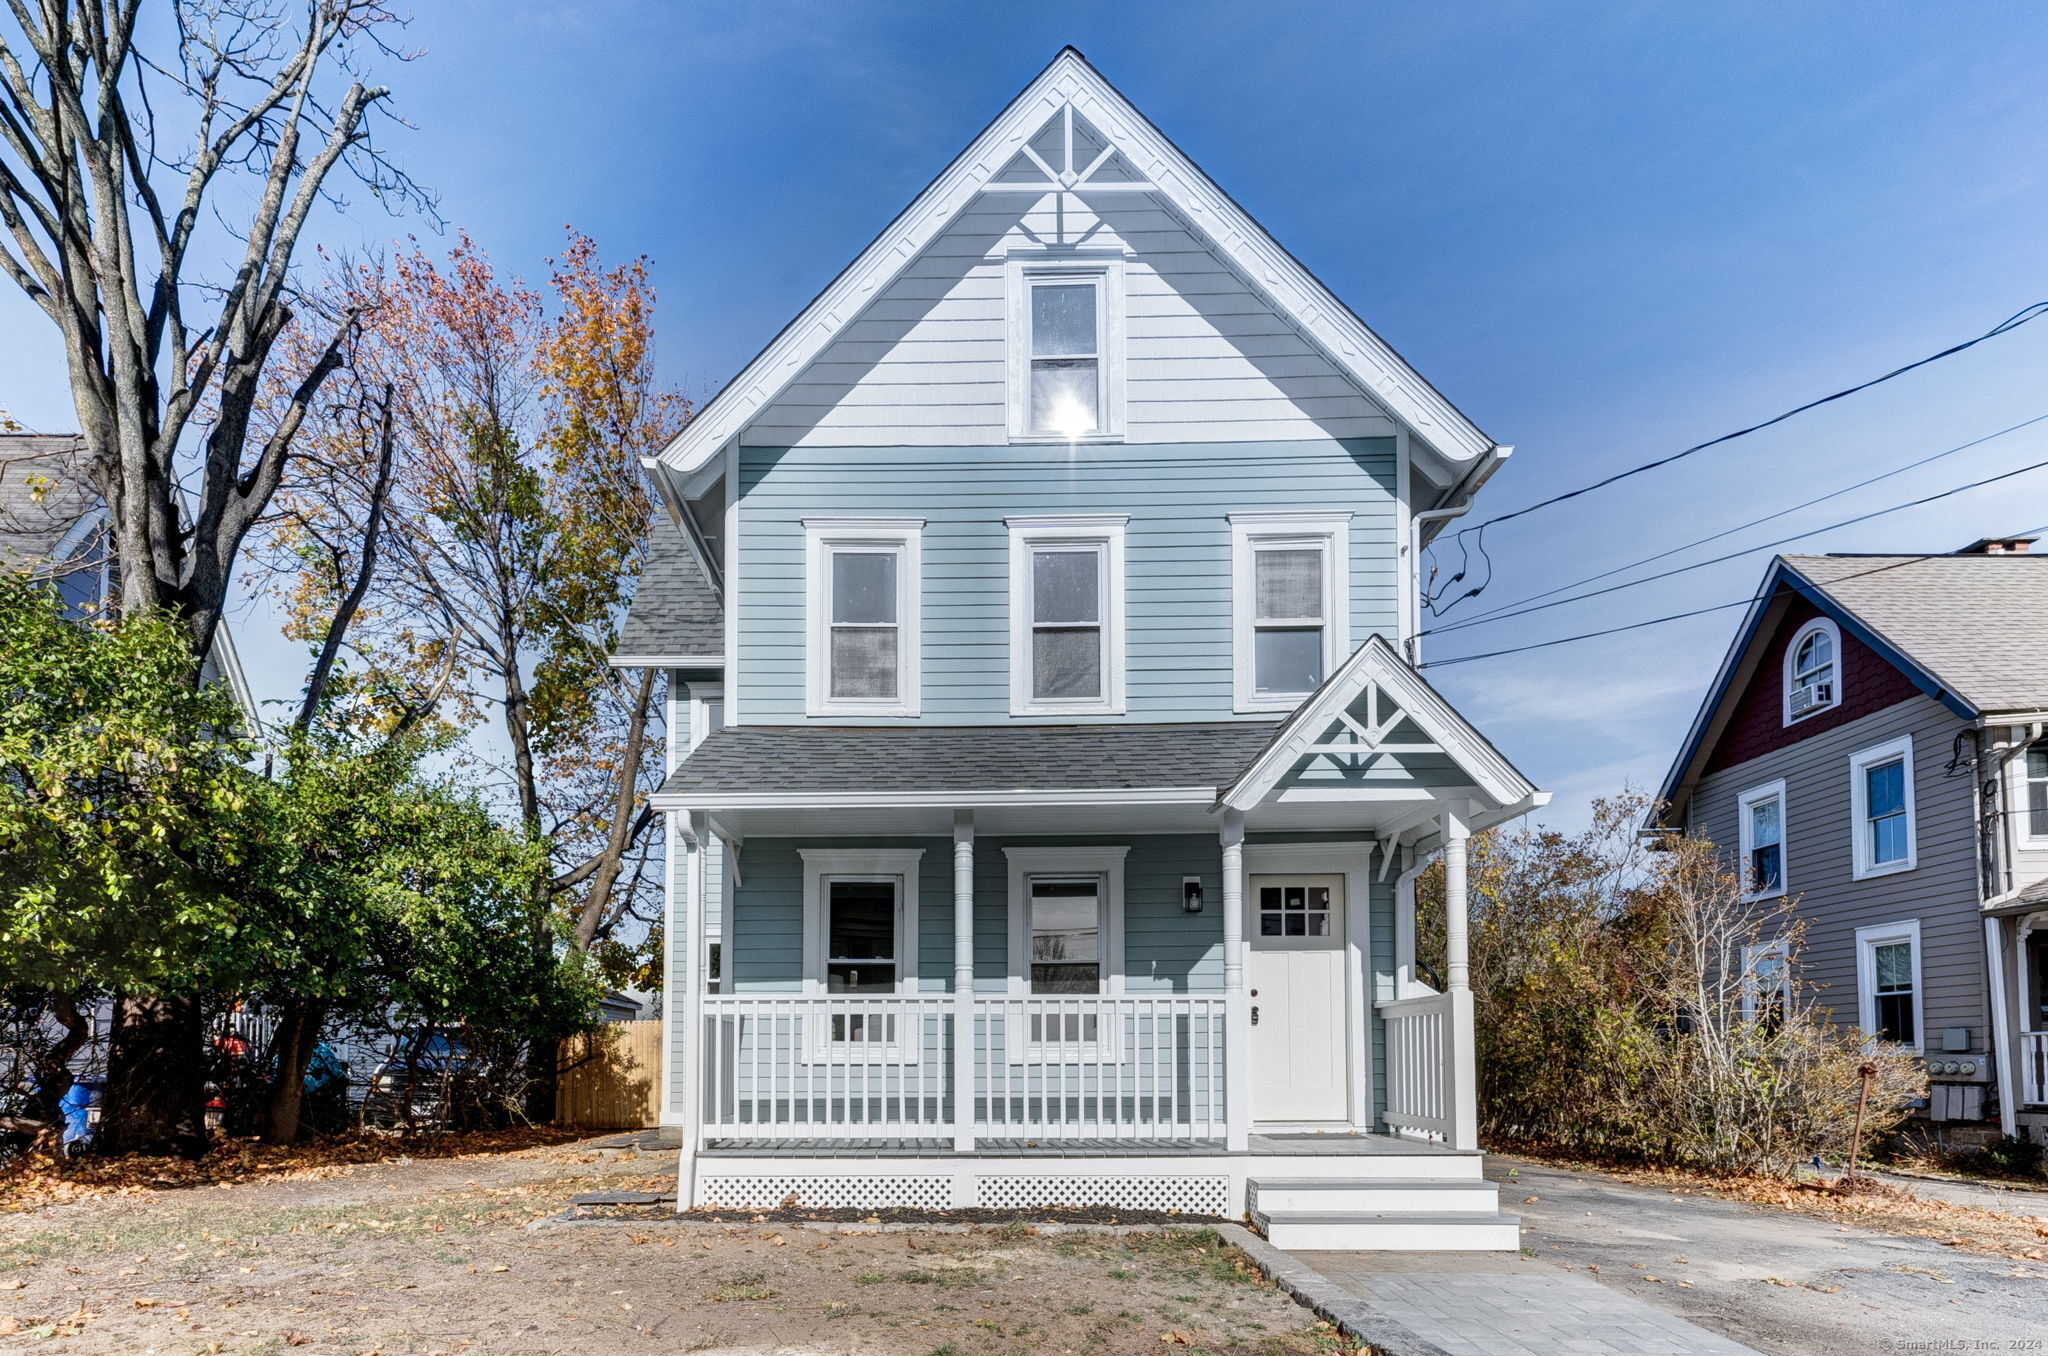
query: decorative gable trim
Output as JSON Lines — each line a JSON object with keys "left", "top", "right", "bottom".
{"left": 1218, "top": 632, "right": 1538, "bottom": 812}
{"left": 654, "top": 47, "right": 1495, "bottom": 481}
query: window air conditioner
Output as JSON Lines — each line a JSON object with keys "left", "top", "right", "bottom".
{"left": 1789, "top": 682, "right": 1832, "bottom": 715}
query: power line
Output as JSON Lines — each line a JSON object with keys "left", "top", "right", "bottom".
{"left": 1420, "top": 443, "right": 2048, "bottom": 639}
{"left": 1419, "top": 553, "right": 1945, "bottom": 671}
{"left": 1422, "top": 301, "right": 2048, "bottom": 614}
{"left": 1439, "top": 412, "right": 2048, "bottom": 629}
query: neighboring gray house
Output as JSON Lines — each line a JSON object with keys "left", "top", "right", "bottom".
{"left": 0, "top": 432, "right": 258, "bottom": 723}
{"left": 1656, "top": 540, "right": 2048, "bottom": 1140}
{"left": 607, "top": 49, "right": 1547, "bottom": 1248}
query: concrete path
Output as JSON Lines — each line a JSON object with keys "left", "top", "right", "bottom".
{"left": 1288, "top": 1158, "right": 2048, "bottom": 1355}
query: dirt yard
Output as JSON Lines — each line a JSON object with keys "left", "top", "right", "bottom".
{"left": 0, "top": 1136, "right": 1338, "bottom": 1355}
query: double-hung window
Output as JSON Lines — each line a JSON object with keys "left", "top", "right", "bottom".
{"left": 1742, "top": 940, "right": 1789, "bottom": 1032}
{"left": 1855, "top": 920, "right": 1922, "bottom": 1048}
{"left": 805, "top": 519, "right": 922, "bottom": 717}
{"left": 1230, "top": 511, "right": 1351, "bottom": 712}
{"left": 800, "top": 848, "right": 923, "bottom": 1056}
{"left": 1007, "top": 259, "right": 1124, "bottom": 441}
{"left": 1003, "top": 847, "right": 1127, "bottom": 1055}
{"left": 2024, "top": 740, "right": 2048, "bottom": 841}
{"left": 1849, "top": 736, "right": 1916, "bottom": 878}
{"left": 1007, "top": 515, "right": 1126, "bottom": 715}
{"left": 1737, "top": 780, "right": 1786, "bottom": 899}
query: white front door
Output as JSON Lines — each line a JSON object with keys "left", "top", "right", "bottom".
{"left": 1249, "top": 873, "right": 1348, "bottom": 1122}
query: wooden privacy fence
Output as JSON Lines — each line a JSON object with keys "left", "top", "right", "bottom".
{"left": 556, "top": 1020, "right": 663, "bottom": 1129}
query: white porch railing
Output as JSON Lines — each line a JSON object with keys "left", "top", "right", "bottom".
{"left": 698, "top": 994, "right": 1226, "bottom": 1142}
{"left": 972, "top": 996, "right": 1227, "bottom": 1140}
{"left": 1379, "top": 991, "right": 1454, "bottom": 1140}
{"left": 700, "top": 996, "right": 956, "bottom": 1139}
{"left": 2023, "top": 1032, "right": 2048, "bottom": 1108}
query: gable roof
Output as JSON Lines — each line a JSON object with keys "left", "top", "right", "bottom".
{"left": 611, "top": 518, "right": 724, "bottom": 667}
{"left": 655, "top": 47, "right": 1498, "bottom": 489}
{"left": 1219, "top": 632, "right": 1542, "bottom": 816}
{"left": 1657, "top": 551, "right": 2048, "bottom": 816}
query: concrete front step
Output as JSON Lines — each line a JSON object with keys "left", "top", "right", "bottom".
{"left": 1251, "top": 1176, "right": 1501, "bottom": 1215}
{"left": 1253, "top": 1208, "right": 1524, "bottom": 1252}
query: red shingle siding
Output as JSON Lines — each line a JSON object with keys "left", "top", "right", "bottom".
{"left": 1702, "top": 596, "right": 1923, "bottom": 776}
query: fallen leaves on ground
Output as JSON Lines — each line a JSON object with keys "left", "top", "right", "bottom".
{"left": 0, "top": 1127, "right": 587, "bottom": 1213}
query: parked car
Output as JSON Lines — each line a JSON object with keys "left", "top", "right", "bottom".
{"left": 360, "top": 1032, "right": 475, "bottom": 1130}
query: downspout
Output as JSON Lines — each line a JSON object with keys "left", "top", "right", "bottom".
{"left": 1407, "top": 445, "right": 1512, "bottom": 666}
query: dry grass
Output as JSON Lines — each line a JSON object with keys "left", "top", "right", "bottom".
{"left": 0, "top": 1126, "right": 588, "bottom": 1214}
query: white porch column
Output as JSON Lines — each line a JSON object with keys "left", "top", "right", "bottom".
{"left": 1440, "top": 801, "right": 1480, "bottom": 1152}
{"left": 1221, "top": 808, "right": 1250, "bottom": 1151}
{"left": 677, "top": 810, "right": 711, "bottom": 1207}
{"left": 952, "top": 811, "right": 976, "bottom": 1153}
{"left": 1987, "top": 916, "right": 2017, "bottom": 1139}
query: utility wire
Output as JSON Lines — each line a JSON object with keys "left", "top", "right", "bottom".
{"left": 1423, "top": 440, "right": 2048, "bottom": 639}
{"left": 1422, "top": 301, "right": 2048, "bottom": 615}
{"left": 1419, "top": 553, "right": 1946, "bottom": 670}
{"left": 1440, "top": 412, "right": 2048, "bottom": 630}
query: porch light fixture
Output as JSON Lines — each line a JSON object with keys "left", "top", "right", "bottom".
{"left": 1182, "top": 876, "right": 1204, "bottom": 913}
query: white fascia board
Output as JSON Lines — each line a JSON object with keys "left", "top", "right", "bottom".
{"left": 1221, "top": 633, "right": 1537, "bottom": 812}
{"left": 608, "top": 654, "right": 726, "bottom": 670}
{"left": 653, "top": 48, "right": 1497, "bottom": 479}
{"left": 648, "top": 786, "right": 1218, "bottom": 813}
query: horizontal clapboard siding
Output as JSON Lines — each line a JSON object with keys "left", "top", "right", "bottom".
{"left": 736, "top": 439, "right": 1398, "bottom": 724}
{"left": 743, "top": 199, "right": 1396, "bottom": 446}
{"left": 1691, "top": 695, "right": 1987, "bottom": 1043}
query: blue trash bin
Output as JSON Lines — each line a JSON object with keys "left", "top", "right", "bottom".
{"left": 58, "top": 1076, "right": 103, "bottom": 1156}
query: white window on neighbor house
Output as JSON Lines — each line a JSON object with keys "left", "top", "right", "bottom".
{"left": 1006, "top": 258, "right": 1125, "bottom": 441}
{"left": 1783, "top": 617, "right": 1841, "bottom": 724}
{"left": 804, "top": 519, "right": 922, "bottom": 717}
{"left": 1855, "top": 919, "right": 1922, "bottom": 1049}
{"left": 1849, "top": 736, "right": 1916, "bottom": 879}
{"left": 2023, "top": 740, "right": 2048, "bottom": 843}
{"left": 1741, "top": 940, "right": 1790, "bottom": 1030}
{"left": 1007, "top": 515, "right": 1127, "bottom": 715}
{"left": 1736, "top": 780, "right": 1787, "bottom": 899}
{"left": 1230, "top": 511, "right": 1352, "bottom": 713}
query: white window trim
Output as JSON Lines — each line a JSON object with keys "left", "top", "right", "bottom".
{"left": 1740, "top": 939, "right": 1789, "bottom": 1023}
{"left": 1229, "top": 510, "right": 1353, "bottom": 714}
{"left": 1736, "top": 779, "right": 1788, "bottom": 901}
{"left": 803, "top": 518, "right": 923, "bottom": 718}
{"left": 688, "top": 682, "right": 726, "bottom": 751}
{"left": 799, "top": 848, "right": 924, "bottom": 998}
{"left": 1855, "top": 918, "right": 1924, "bottom": 1051}
{"left": 2016, "top": 734, "right": 2048, "bottom": 848}
{"left": 1002, "top": 846, "right": 1128, "bottom": 997}
{"left": 1782, "top": 617, "right": 1842, "bottom": 725}
{"left": 1005, "top": 254, "right": 1126, "bottom": 443}
{"left": 1006, "top": 514, "right": 1128, "bottom": 716}
{"left": 1848, "top": 735, "right": 1917, "bottom": 880}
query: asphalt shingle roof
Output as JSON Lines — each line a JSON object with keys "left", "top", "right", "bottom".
{"left": 1784, "top": 553, "right": 2048, "bottom": 714}
{"left": 615, "top": 518, "right": 723, "bottom": 661}
{"left": 659, "top": 721, "right": 1283, "bottom": 797}
{"left": 0, "top": 434, "right": 98, "bottom": 568}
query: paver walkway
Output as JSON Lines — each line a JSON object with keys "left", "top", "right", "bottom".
{"left": 1295, "top": 1251, "right": 1759, "bottom": 1355}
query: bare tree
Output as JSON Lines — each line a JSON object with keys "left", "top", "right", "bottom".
{"left": 0, "top": 0, "right": 425, "bottom": 1155}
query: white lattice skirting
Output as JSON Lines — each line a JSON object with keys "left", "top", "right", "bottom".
{"left": 978, "top": 1175, "right": 1230, "bottom": 1214}
{"left": 694, "top": 1172, "right": 1231, "bottom": 1214}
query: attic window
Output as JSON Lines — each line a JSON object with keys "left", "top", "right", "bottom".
{"left": 1783, "top": 618, "right": 1840, "bottom": 725}
{"left": 1008, "top": 259, "right": 1124, "bottom": 441}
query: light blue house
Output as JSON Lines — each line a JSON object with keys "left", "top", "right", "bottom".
{"left": 616, "top": 49, "right": 1545, "bottom": 1249}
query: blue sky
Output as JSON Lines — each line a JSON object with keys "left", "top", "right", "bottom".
{"left": 5, "top": 1, "right": 2047, "bottom": 825}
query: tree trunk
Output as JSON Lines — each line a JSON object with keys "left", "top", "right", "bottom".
{"left": 102, "top": 995, "right": 209, "bottom": 1158}
{"left": 262, "top": 1000, "right": 327, "bottom": 1146}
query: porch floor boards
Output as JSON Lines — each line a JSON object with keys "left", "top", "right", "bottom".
{"left": 698, "top": 1132, "right": 1475, "bottom": 1158}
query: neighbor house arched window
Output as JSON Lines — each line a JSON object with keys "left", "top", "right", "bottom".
{"left": 1783, "top": 618, "right": 1841, "bottom": 725}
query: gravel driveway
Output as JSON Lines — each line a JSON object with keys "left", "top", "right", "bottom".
{"left": 1499, "top": 1157, "right": 2048, "bottom": 1354}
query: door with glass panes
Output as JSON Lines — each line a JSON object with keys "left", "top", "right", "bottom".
{"left": 1248, "top": 874, "right": 1348, "bottom": 1122}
